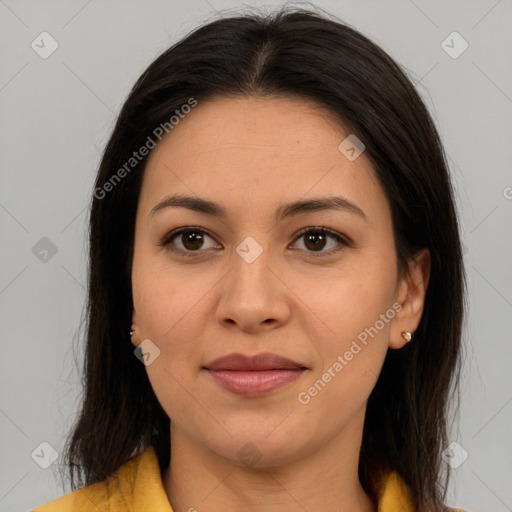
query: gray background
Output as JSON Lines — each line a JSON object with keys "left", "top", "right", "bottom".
{"left": 1, "top": 1, "right": 511, "bottom": 511}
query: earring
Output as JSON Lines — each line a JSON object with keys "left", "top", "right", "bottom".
{"left": 401, "top": 331, "right": 412, "bottom": 343}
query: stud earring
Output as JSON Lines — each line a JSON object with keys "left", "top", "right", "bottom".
{"left": 401, "top": 331, "right": 412, "bottom": 342}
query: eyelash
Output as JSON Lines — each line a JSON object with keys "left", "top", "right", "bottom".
{"left": 159, "top": 226, "right": 350, "bottom": 259}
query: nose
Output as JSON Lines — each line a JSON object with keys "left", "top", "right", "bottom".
{"left": 214, "top": 242, "right": 291, "bottom": 334}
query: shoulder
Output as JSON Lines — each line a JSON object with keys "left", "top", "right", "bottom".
{"left": 31, "top": 481, "right": 113, "bottom": 511}
{"left": 31, "top": 487, "right": 92, "bottom": 511}
{"left": 31, "top": 447, "right": 152, "bottom": 511}
{"left": 375, "top": 469, "right": 469, "bottom": 512}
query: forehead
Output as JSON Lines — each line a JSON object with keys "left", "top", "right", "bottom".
{"left": 139, "top": 95, "right": 389, "bottom": 224}
{"left": 149, "top": 95, "right": 349, "bottom": 161}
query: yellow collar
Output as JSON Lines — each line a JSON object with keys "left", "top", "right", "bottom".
{"left": 374, "top": 467, "right": 416, "bottom": 511}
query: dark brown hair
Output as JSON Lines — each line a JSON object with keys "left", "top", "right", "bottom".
{"left": 64, "top": 4, "right": 465, "bottom": 511}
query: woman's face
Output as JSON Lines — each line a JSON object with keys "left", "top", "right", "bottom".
{"left": 131, "top": 95, "right": 427, "bottom": 467}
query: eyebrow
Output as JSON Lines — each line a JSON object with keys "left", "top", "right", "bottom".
{"left": 149, "top": 193, "right": 367, "bottom": 222}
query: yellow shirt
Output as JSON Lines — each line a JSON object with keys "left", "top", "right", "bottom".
{"left": 32, "top": 446, "right": 466, "bottom": 511}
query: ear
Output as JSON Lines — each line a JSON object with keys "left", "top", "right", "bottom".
{"left": 389, "top": 248, "right": 431, "bottom": 350}
{"left": 130, "top": 309, "right": 141, "bottom": 347}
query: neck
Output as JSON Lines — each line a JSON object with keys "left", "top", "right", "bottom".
{"left": 163, "top": 407, "right": 377, "bottom": 512}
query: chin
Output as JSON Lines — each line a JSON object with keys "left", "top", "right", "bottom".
{"left": 207, "top": 426, "right": 313, "bottom": 469}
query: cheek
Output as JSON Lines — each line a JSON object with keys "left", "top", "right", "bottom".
{"left": 300, "top": 254, "right": 396, "bottom": 401}
{"left": 132, "top": 246, "right": 205, "bottom": 340}
{"left": 297, "top": 286, "right": 392, "bottom": 421}
{"left": 144, "top": 361, "right": 207, "bottom": 439}
{"left": 131, "top": 259, "right": 197, "bottom": 400}
{"left": 135, "top": 281, "right": 205, "bottom": 424}
{"left": 308, "top": 260, "right": 396, "bottom": 345}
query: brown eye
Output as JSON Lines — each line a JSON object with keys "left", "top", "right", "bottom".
{"left": 180, "top": 231, "right": 205, "bottom": 251}
{"left": 161, "top": 227, "right": 219, "bottom": 256}
{"left": 303, "top": 232, "right": 328, "bottom": 251}
{"left": 291, "top": 227, "right": 348, "bottom": 256}
{"left": 160, "top": 226, "right": 348, "bottom": 259}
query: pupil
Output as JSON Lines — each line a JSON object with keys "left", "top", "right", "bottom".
{"left": 306, "top": 233, "right": 326, "bottom": 251}
{"left": 184, "top": 232, "right": 203, "bottom": 250}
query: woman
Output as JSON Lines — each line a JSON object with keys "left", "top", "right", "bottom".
{"left": 34, "top": 5, "right": 467, "bottom": 512}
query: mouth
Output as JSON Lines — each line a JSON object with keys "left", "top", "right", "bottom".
{"left": 202, "top": 352, "right": 308, "bottom": 397}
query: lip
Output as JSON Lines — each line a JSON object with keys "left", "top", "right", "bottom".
{"left": 204, "top": 352, "right": 306, "bottom": 371}
{"left": 203, "top": 352, "right": 308, "bottom": 397}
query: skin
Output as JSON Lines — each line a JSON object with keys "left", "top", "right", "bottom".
{"left": 130, "top": 95, "right": 430, "bottom": 512}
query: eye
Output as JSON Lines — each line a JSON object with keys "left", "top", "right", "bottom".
{"left": 160, "top": 227, "right": 220, "bottom": 257}
{"left": 290, "top": 226, "right": 349, "bottom": 256}
{"left": 160, "top": 226, "right": 349, "bottom": 258}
